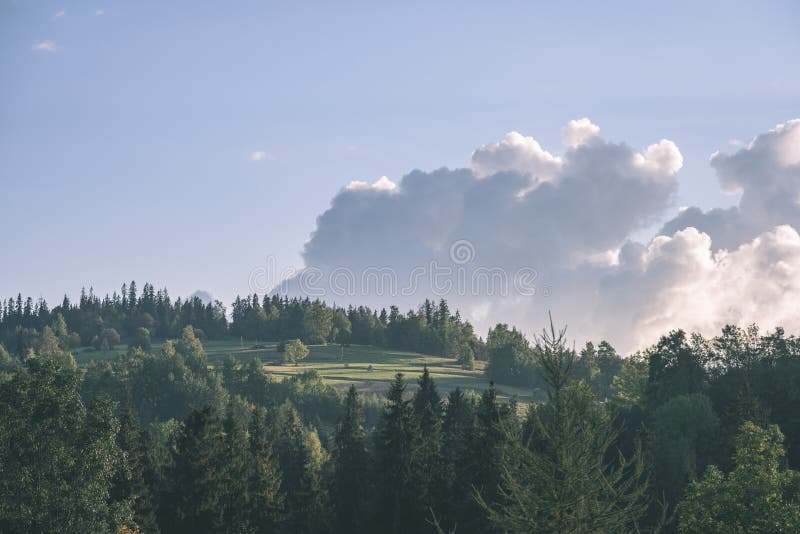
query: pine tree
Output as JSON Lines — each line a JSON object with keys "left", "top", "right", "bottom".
{"left": 333, "top": 385, "right": 369, "bottom": 533}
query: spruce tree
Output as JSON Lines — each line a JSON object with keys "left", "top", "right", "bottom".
{"left": 111, "top": 400, "right": 158, "bottom": 533}
{"left": 468, "top": 382, "right": 509, "bottom": 532}
{"left": 274, "top": 401, "right": 329, "bottom": 533}
{"left": 480, "top": 318, "right": 649, "bottom": 533}
{"left": 441, "top": 387, "right": 477, "bottom": 531}
{"left": 166, "top": 405, "right": 226, "bottom": 533}
{"left": 412, "top": 367, "right": 445, "bottom": 522}
{"left": 374, "top": 373, "right": 424, "bottom": 533}
{"left": 248, "top": 406, "right": 284, "bottom": 531}
{"left": 219, "top": 397, "right": 251, "bottom": 531}
{"left": 333, "top": 385, "right": 369, "bottom": 533}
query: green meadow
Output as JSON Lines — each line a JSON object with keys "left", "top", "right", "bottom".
{"left": 73, "top": 340, "right": 539, "bottom": 402}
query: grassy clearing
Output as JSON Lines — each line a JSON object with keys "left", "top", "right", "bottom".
{"left": 74, "top": 340, "right": 540, "bottom": 402}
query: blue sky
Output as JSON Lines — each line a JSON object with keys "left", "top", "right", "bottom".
{"left": 2, "top": 0, "right": 799, "bottom": 311}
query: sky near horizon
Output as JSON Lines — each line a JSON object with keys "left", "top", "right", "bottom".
{"left": 2, "top": 1, "right": 799, "bottom": 348}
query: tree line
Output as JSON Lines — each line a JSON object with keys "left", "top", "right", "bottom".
{"left": 2, "top": 307, "right": 800, "bottom": 532}
{"left": 0, "top": 283, "right": 484, "bottom": 369}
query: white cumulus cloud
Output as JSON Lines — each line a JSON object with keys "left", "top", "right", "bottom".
{"left": 344, "top": 176, "right": 397, "bottom": 192}
{"left": 279, "top": 118, "right": 800, "bottom": 353}
{"left": 563, "top": 118, "right": 601, "bottom": 148}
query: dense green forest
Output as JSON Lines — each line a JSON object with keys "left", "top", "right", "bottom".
{"left": 2, "top": 283, "right": 800, "bottom": 532}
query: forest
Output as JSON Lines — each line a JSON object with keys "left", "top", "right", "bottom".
{"left": 1, "top": 283, "right": 800, "bottom": 533}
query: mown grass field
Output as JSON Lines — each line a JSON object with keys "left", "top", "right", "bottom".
{"left": 73, "top": 340, "right": 539, "bottom": 402}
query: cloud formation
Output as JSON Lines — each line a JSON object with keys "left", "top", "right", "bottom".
{"left": 250, "top": 151, "right": 274, "bottom": 161}
{"left": 32, "top": 41, "right": 57, "bottom": 52}
{"left": 660, "top": 119, "right": 800, "bottom": 251}
{"left": 283, "top": 118, "right": 800, "bottom": 353}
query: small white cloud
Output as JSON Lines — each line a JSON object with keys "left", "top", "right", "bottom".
{"left": 32, "top": 40, "right": 57, "bottom": 52}
{"left": 53, "top": 9, "right": 66, "bottom": 20}
{"left": 95, "top": 8, "right": 105, "bottom": 16}
{"left": 372, "top": 176, "right": 397, "bottom": 191}
{"left": 344, "top": 176, "right": 397, "bottom": 192}
{"left": 471, "top": 131, "right": 562, "bottom": 180}
{"left": 250, "top": 151, "right": 274, "bottom": 161}
{"left": 632, "top": 139, "right": 683, "bottom": 177}
{"left": 345, "top": 180, "right": 369, "bottom": 190}
{"left": 563, "top": 118, "right": 600, "bottom": 148}
{"left": 345, "top": 145, "right": 358, "bottom": 152}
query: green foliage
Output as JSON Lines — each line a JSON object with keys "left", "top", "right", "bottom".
{"left": 479, "top": 319, "right": 648, "bottom": 533}
{"left": 284, "top": 338, "right": 310, "bottom": 365}
{"left": 646, "top": 330, "right": 707, "bottom": 409}
{"left": 440, "top": 387, "right": 478, "bottom": 529}
{"left": 610, "top": 351, "right": 648, "bottom": 408}
{"left": 94, "top": 327, "right": 121, "bottom": 350}
{"left": 131, "top": 326, "right": 152, "bottom": 351}
{"left": 374, "top": 373, "right": 426, "bottom": 533}
{"left": 163, "top": 404, "right": 227, "bottom": 532}
{"left": 175, "top": 325, "right": 207, "bottom": 374}
{"left": 273, "top": 400, "right": 331, "bottom": 532}
{"left": 677, "top": 422, "right": 800, "bottom": 533}
{"left": 331, "top": 308, "right": 352, "bottom": 348}
{"left": 652, "top": 393, "right": 721, "bottom": 507}
{"left": 4, "top": 282, "right": 800, "bottom": 534}
{"left": 0, "top": 358, "right": 131, "bottom": 532}
{"left": 248, "top": 406, "right": 285, "bottom": 530}
{"left": 111, "top": 400, "right": 159, "bottom": 533}
{"left": 333, "top": 385, "right": 369, "bottom": 533}
{"left": 303, "top": 300, "right": 334, "bottom": 345}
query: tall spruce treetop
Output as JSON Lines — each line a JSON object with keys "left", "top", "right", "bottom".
{"left": 375, "top": 373, "right": 426, "bottom": 533}
{"left": 413, "top": 365, "right": 442, "bottom": 419}
{"left": 111, "top": 400, "right": 158, "bottom": 534}
{"left": 333, "top": 385, "right": 369, "bottom": 533}
{"left": 480, "top": 317, "right": 649, "bottom": 533}
{"left": 247, "top": 406, "right": 284, "bottom": 531}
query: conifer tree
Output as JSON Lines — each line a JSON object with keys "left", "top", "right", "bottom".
{"left": 248, "top": 406, "right": 284, "bottom": 531}
{"left": 166, "top": 405, "right": 226, "bottom": 533}
{"left": 333, "top": 385, "right": 369, "bottom": 533}
{"left": 413, "top": 367, "right": 445, "bottom": 520}
{"left": 441, "top": 387, "right": 477, "bottom": 531}
{"left": 111, "top": 399, "right": 158, "bottom": 533}
{"left": 219, "top": 397, "right": 251, "bottom": 531}
{"left": 480, "top": 318, "right": 648, "bottom": 533}
{"left": 374, "top": 373, "right": 424, "bottom": 533}
{"left": 274, "top": 401, "right": 329, "bottom": 533}
{"left": 468, "top": 382, "right": 509, "bottom": 532}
